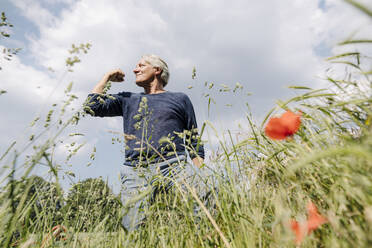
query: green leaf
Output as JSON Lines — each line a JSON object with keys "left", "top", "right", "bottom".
{"left": 326, "top": 52, "right": 360, "bottom": 61}
{"left": 338, "top": 39, "right": 372, "bottom": 45}
{"left": 361, "top": 70, "right": 372, "bottom": 75}
{"left": 344, "top": 0, "right": 372, "bottom": 18}
{"left": 287, "top": 86, "right": 313, "bottom": 90}
{"left": 330, "top": 60, "right": 361, "bottom": 69}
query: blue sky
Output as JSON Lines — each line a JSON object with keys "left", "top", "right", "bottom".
{"left": 1, "top": 0, "right": 371, "bottom": 193}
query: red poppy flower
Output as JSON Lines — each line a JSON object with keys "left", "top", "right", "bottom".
{"left": 306, "top": 202, "right": 327, "bottom": 233}
{"left": 289, "top": 202, "right": 328, "bottom": 245}
{"left": 290, "top": 219, "right": 306, "bottom": 245}
{"left": 265, "top": 110, "right": 301, "bottom": 140}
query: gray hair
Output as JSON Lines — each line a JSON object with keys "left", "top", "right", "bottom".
{"left": 141, "top": 54, "right": 169, "bottom": 87}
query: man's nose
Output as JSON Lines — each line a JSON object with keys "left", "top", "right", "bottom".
{"left": 133, "top": 67, "right": 139, "bottom": 74}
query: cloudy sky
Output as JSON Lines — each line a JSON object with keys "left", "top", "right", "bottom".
{"left": 1, "top": 0, "right": 371, "bottom": 192}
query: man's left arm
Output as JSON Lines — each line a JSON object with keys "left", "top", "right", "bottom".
{"left": 183, "top": 94, "right": 205, "bottom": 168}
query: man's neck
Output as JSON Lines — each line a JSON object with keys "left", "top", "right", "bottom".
{"left": 143, "top": 79, "right": 165, "bottom": 94}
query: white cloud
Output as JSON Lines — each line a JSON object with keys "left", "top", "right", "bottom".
{"left": 12, "top": 0, "right": 57, "bottom": 28}
{"left": 1, "top": 50, "right": 57, "bottom": 102}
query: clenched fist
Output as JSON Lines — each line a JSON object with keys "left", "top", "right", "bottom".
{"left": 105, "top": 69, "right": 125, "bottom": 82}
{"left": 92, "top": 69, "right": 126, "bottom": 94}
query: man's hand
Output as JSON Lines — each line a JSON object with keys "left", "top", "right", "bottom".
{"left": 192, "top": 156, "right": 204, "bottom": 168}
{"left": 92, "top": 69, "right": 125, "bottom": 94}
{"left": 106, "top": 69, "right": 125, "bottom": 82}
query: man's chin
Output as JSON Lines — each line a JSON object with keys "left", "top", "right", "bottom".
{"left": 135, "top": 81, "right": 147, "bottom": 87}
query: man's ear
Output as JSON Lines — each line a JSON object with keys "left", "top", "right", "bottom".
{"left": 154, "top": 67, "right": 162, "bottom": 75}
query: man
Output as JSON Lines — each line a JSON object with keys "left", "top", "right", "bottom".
{"left": 85, "top": 54, "right": 205, "bottom": 230}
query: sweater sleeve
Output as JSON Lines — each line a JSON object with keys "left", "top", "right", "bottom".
{"left": 84, "top": 93, "right": 123, "bottom": 117}
{"left": 183, "top": 95, "right": 205, "bottom": 159}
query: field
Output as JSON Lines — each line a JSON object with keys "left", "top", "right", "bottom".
{"left": 0, "top": 1, "right": 372, "bottom": 247}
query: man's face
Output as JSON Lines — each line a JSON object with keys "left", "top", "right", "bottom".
{"left": 133, "top": 59, "right": 158, "bottom": 86}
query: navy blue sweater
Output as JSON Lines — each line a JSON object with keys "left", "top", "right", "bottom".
{"left": 85, "top": 91, "right": 204, "bottom": 166}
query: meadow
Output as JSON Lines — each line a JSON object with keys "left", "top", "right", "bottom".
{"left": 0, "top": 1, "right": 371, "bottom": 247}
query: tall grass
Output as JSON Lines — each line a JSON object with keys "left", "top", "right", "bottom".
{"left": 1, "top": 1, "right": 372, "bottom": 247}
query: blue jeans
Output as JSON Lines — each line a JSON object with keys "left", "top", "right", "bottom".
{"left": 120, "top": 155, "right": 201, "bottom": 231}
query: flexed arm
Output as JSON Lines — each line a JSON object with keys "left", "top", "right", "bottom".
{"left": 85, "top": 69, "right": 126, "bottom": 117}
{"left": 92, "top": 69, "right": 125, "bottom": 94}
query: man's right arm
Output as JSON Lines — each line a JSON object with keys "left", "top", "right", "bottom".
{"left": 92, "top": 69, "right": 125, "bottom": 94}
{"left": 85, "top": 69, "right": 126, "bottom": 117}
